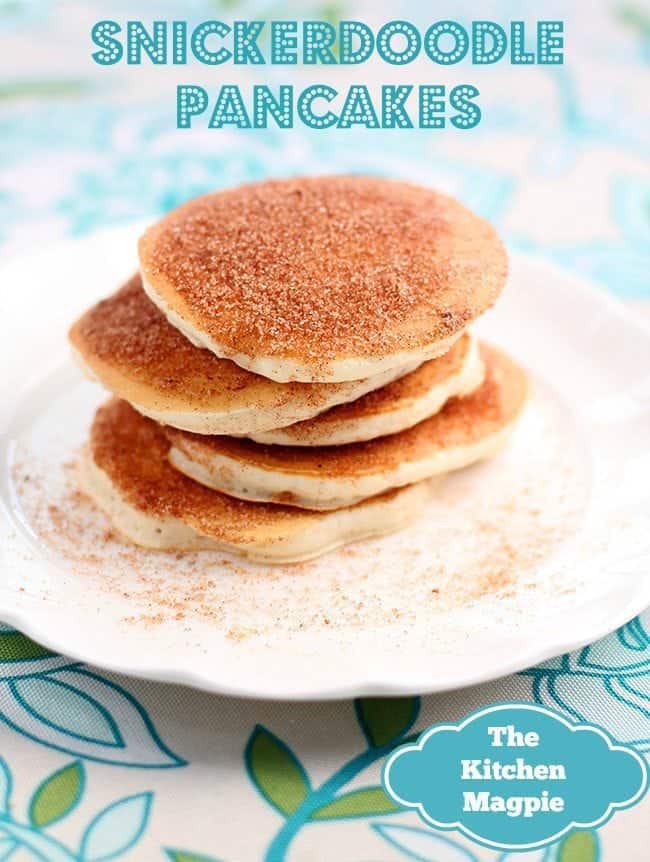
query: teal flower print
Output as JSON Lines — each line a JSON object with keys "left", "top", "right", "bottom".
{"left": 0, "top": 756, "right": 152, "bottom": 861}
{"left": 0, "top": 625, "right": 185, "bottom": 767}
{"left": 524, "top": 613, "right": 650, "bottom": 751}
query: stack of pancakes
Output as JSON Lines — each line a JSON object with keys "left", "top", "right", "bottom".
{"left": 70, "top": 176, "right": 528, "bottom": 564}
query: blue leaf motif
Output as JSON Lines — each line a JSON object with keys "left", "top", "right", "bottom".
{"left": 0, "top": 837, "right": 15, "bottom": 860}
{"left": 79, "top": 792, "right": 152, "bottom": 861}
{"left": 533, "top": 656, "right": 566, "bottom": 673}
{"left": 607, "top": 675, "right": 650, "bottom": 726}
{"left": 372, "top": 823, "right": 479, "bottom": 861}
{"left": 0, "top": 821, "right": 76, "bottom": 862}
{"left": 0, "top": 655, "right": 78, "bottom": 681}
{"left": 619, "top": 616, "right": 650, "bottom": 652}
{"left": 11, "top": 677, "right": 121, "bottom": 746}
{"left": 540, "top": 244, "right": 650, "bottom": 301}
{"left": 0, "top": 759, "right": 11, "bottom": 813}
{"left": 524, "top": 614, "right": 650, "bottom": 755}
{"left": 613, "top": 177, "right": 650, "bottom": 246}
{"left": 568, "top": 614, "right": 650, "bottom": 676}
{"left": 498, "top": 850, "right": 550, "bottom": 861}
{"left": 460, "top": 174, "right": 514, "bottom": 223}
{"left": 532, "top": 673, "right": 650, "bottom": 751}
{"left": 0, "top": 669, "right": 185, "bottom": 767}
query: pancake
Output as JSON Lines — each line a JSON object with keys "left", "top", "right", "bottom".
{"left": 166, "top": 345, "right": 528, "bottom": 510}
{"left": 251, "top": 333, "right": 484, "bottom": 446}
{"left": 80, "top": 399, "right": 430, "bottom": 564}
{"left": 139, "top": 176, "right": 507, "bottom": 383}
{"left": 69, "top": 276, "right": 417, "bottom": 435}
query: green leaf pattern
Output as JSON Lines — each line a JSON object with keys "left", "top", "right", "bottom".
{"left": 356, "top": 697, "right": 419, "bottom": 748}
{"left": 558, "top": 830, "right": 599, "bottom": 862}
{"left": 165, "top": 851, "right": 222, "bottom": 862}
{"left": 28, "top": 762, "right": 83, "bottom": 827}
{"left": 0, "top": 631, "right": 52, "bottom": 662}
{"left": 311, "top": 786, "right": 400, "bottom": 820}
{"left": 245, "top": 725, "right": 311, "bottom": 817}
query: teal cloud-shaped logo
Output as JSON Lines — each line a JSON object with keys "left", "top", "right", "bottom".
{"left": 382, "top": 702, "right": 647, "bottom": 851}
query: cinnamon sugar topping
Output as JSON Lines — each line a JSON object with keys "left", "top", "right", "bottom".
{"left": 89, "top": 398, "right": 320, "bottom": 538}
{"left": 69, "top": 275, "right": 389, "bottom": 413}
{"left": 262, "top": 333, "right": 474, "bottom": 441}
{"left": 88, "top": 398, "right": 405, "bottom": 541}
{"left": 166, "top": 344, "right": 527, "bottom": 479}
{"left": 139, "top": 176, "right": 507, "bottom": 363}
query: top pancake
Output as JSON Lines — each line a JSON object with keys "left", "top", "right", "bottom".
{"left": 139, "top": 175, "right": 507, "bottom": 383}
{"left": 69, "top": 275, "right": 414, "bottom": 435}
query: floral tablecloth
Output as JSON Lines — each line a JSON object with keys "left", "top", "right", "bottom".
{"left": 1, "top": 1, "right": 650, "bottom": 859}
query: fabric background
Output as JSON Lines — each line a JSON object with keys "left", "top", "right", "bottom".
{"left": 1, "top": 1, "right": 649, "bottom": 859}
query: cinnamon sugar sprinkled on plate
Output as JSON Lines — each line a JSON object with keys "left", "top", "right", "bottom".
{"left": 9, "top": 372, "right": 588, "bottom": 637}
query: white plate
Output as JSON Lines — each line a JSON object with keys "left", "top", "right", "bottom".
{"left": 1, "top": 226, "right": 649, "bottom": 700}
